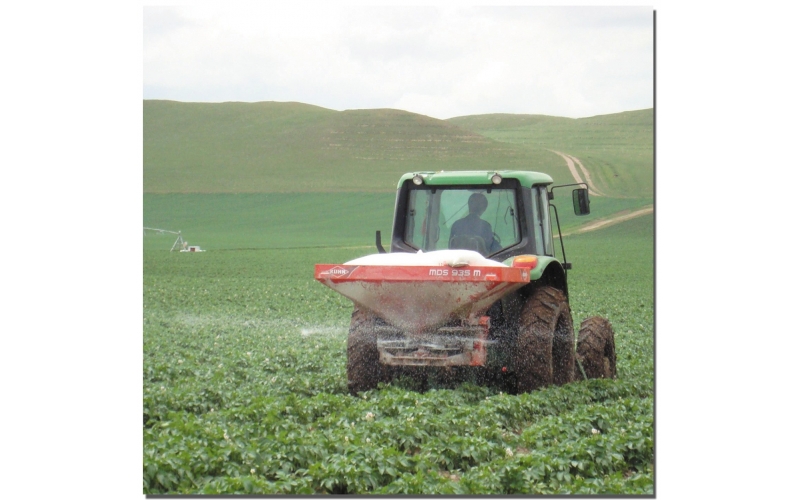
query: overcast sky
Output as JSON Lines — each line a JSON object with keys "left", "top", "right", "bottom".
{"left": 144, "top": 4, "right": 653, "bottom": 120}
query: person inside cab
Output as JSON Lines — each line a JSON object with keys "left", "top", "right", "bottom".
{"left": 448, "top": 193, "right": 500, "bottom": 255}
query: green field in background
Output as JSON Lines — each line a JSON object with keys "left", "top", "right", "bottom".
{"left": 144, "top": 193, "right": 652, "bottom": 251}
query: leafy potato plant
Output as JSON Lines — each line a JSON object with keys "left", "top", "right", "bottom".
{"left": 143, "top": 217, "right": 654, "bottom": 494}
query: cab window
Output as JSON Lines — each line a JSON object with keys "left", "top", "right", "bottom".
{"left": 403, "top": 187, "right": 520, "bottom": 256}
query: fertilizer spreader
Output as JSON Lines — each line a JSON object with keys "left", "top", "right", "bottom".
{"left": 316, "top": 250, "right": 530, "bottom": 367}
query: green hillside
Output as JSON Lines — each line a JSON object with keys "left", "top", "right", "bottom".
{"left": 447, "top": 109, "right": 653, "bottom": 198}
{"left": 145, "top": 101, "right": 652, "bottom": 199}
{"left": 144, "top": 101, "right": 653, "bottom": 246}
{"left": 144, "top": 101, "right": 572, "bottom": 193}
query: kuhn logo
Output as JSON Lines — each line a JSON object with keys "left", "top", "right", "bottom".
{"left": 323, "top": 266, "right": 351, "bottom": 276}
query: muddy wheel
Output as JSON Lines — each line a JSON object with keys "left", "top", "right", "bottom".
{"left": 575, "top": 316, "right": 616, "bottom": 380}
{"left": 512, "top": 286, "right": 576, "bottom": 393}
{"left": 347, "top": 307, "right": 389, "bottom": 395}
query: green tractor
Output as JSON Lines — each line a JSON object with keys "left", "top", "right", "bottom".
{"left": 315, "top": 170, "right": 616, "bottom": 394}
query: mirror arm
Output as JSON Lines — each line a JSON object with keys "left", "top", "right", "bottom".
{"left": 376, "top": 230, "right": 386, "bottom": 253}
{"left": 548, "top": 182, "right": 589, "bottom": 196}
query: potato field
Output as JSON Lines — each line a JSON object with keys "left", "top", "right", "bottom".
{"left": 143, "top": 214, "right": 654, "bottom": 495}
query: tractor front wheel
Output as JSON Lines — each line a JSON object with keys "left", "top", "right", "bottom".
{"left": 346, "top": 307, "right": 387, "bottom": 395}
{"left": 575, "top": 316, "right": 617, "bottom": 380}
{"left": 512, "top": 286, "right": 576, "bottom": 393}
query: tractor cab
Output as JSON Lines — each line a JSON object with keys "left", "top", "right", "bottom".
{"left": 388, "top": 171, "right": 588, "bottom": 264}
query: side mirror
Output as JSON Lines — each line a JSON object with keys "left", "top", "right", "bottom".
{"left": 572, "top": 188, "right": 590, "bottom": 215}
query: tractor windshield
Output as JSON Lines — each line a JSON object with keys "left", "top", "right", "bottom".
{"left": 404, "top": 187, "right": 520, "bottom": 256}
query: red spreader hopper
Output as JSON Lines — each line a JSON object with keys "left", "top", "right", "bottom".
{"left": 314, "top": 263, "right": 531, "bottom": 334}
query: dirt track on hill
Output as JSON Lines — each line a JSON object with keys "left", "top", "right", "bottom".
{"left": 550, "top": 150, "right": 604, "bottom": 196}
{"left": 569, "top": 153, "right": 605, "bottom": 197}
{"left": 554, "top": 205, "right": 654, "bottom": 238}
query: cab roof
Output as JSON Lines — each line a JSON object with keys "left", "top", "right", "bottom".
{"left": 397, "top": 170, "right": 554, "bottom": 189}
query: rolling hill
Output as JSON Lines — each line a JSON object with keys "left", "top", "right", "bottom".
{"left": 447, "top": 109, "right": 653, "bottom": 198}
{"left": 144, "top": 101, "right": 653, "bottom": 249}
{"left": 144, "top": 100, "right": 572, "bottom": 193}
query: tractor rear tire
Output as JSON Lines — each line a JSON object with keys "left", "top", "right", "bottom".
{"left": 512, "top": 286, "right": 576, "bottom": 393}
{"left": 575, "top": 316, "right": 617, "bottom": 380}
{"left": 347, "top": 307, "right": 388, "bottom": 395}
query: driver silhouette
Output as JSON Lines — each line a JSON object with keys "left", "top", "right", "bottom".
{"left": 448, "top": 193, "right": 500, "bottom": 255}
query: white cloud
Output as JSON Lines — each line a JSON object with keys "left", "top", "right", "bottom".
{"left": 143, "top": 5, "right": 653, "bottom": 119}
